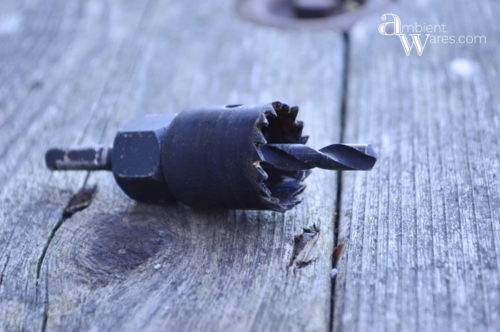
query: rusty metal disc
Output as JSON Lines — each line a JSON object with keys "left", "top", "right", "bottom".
{"left": 237, "top": 0, "right": 389, "bottom": 31}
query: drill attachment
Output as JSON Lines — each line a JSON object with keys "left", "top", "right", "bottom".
{"left": 45, "top": 102, "right": 377, "bottom": 212}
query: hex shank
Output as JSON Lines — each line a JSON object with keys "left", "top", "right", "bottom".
{"left": 45, "top": 147, "right": 112, "bottom": 171}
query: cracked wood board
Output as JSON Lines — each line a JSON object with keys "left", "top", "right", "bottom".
{"left": 333, "top": 0, "right": 500, "bottom": 331}
{"left": 0, "top": 0, "right": 343, "bottom": 331}
{"left": 0, "top": 1, "right": 152, "bottom": 330}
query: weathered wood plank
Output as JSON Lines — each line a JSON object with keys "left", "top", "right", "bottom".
{"left": 333, "top": 0, "right": 500, "bottom": 331}
{"left": 0, "top": 0, "right": 169, "bottom": 330}
{"left": 0, "top": 0, "right": 345, "bottom": 331}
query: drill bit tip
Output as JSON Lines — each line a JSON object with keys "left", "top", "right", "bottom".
{"left": 260, "top": 143, "right": 377, "bottom": 172}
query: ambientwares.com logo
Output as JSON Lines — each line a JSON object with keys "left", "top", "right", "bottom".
{"left": 378, "top": 13, "right": 487, "bottom": 56}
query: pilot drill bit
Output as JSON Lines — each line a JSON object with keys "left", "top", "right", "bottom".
{"left": 45, "top": 102, "right": 377, "bottom": 212}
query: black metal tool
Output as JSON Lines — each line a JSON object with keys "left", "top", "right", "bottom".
{"left": 45, "top": 102, "right": 377, "bottom": 212}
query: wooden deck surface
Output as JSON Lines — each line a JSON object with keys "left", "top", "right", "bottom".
{"left": 0, "top": 0, "right": 498, "bottom": 331}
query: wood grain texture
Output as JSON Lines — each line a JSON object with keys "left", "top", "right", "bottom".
{"left": 333, "top": 0, "right": 500, "bottom": 331}
{"left": 0, "top": 0, "right": 344, "bottom": 331}
{"left": 0, "top": 1, "right": 159, "bottom": 330}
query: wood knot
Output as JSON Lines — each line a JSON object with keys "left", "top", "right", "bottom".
{"left": 73, "top": 212, "right": 178, "bottom": 287}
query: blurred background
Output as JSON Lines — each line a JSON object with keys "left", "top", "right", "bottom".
{"left": 0, "top": 0, "right": 498, "bottom": 331}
